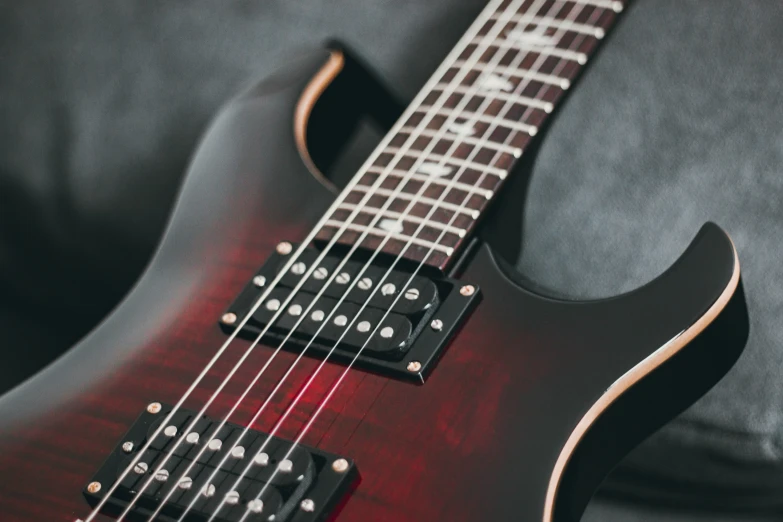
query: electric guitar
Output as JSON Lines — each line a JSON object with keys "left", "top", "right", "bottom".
{"left": 0, "top": 1, "right": 749, "bottom": 521}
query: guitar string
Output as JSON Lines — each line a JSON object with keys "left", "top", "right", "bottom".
{"left": 90, "top": 0, "right": 608, "bottom": 516}
{"left": 93, "top": 0, "right": 514, "bottom": 520}
{"left": 150, "top": 0, "right": 552, "bottom": 520}
{"left": 207, "top": 2, "right": 602, "bottom": 521}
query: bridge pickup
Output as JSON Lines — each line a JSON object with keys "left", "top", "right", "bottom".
{"left": 221, "top": 245, "right": 481, "bottom": 382}
{"left": 84, "top": 404, "right": 357, "bottom": 522}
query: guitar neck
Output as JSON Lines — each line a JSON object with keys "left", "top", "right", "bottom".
{"left": 315, "top": 0, "right": 625, "bottom": 270}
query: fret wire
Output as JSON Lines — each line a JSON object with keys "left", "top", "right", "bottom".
{"left": 313, "top": 0, "right": 528, "bottom": 257}
{"left": 485, "top": 38, "right": 588, "bottom": 64}
{"left": 451, "top": 60, "right": 572, "bottom": 89}
{"left": 416, "top": 104, "right": 538, "bottom": 137}
{"left": 350, "top": 185, "right": 480, "bottom": 217}
{"left": 568, "top": 0, "right": 623, "bottom": 13}
{"left": 398, "top": 126, "right": 523, "bottom": 157}
{"left": 323, "top": 220, "right": 455, "bottom": 255}
{"left": 431, "top": 84, "right": 554, "bottom": 113}
{"left": 366, "top": 165, "right": 494, "bottom": 198}
{"left": 382, "top": 147, "right": 508, "bottom": 179}
{"left": 335, "top": 204, "right": 467, "bottom": 237}
{"left": 492, "top": 13, "right": 606, "bottom": 38}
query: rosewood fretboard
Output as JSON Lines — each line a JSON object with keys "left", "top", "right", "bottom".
{"left": 315, "top": 0, "right": 625, "bottom": 270}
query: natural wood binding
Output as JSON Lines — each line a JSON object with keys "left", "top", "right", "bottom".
{"left": 543, "top": 241, "right": 741, "bottom": 521}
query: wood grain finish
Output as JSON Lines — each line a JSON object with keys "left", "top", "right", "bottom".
{"left": 0, "top": 18, "right": 749, "bottom": 522}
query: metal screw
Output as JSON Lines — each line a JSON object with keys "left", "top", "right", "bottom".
{"left": 221, "top": 312, "right": 237, "bottom": 325}
{"left": 430, "top": 319, "right": 443, "bottom": 331}
{"left": 276, "top": 242, "right": 292, "bottom": 255}
{"left": 358, "top": 277, "right": 373, "bottom": 290}
{"left": 300, "top": 499, "right": 316, "bottom": 513}
{"left": 380, "top": 326, "right": 394, "bottom": 339}
{"left": 404, "top": 288, "right": 420, "bottom": 300}
{"left": 178, "top": 476, "right": 193, "bottom": 490}
{"left": 225, "top": 490, "right": 240, "bottom": 505}
{"left": 313, "top": 267, "right": 328, "bottom": 280}
{"left": 87, "top": 481, "right": 101, "bottom": 494}
{"left": 202, "top": 483, "right": 216, "bottom": 498}
{"left": 407, "top": 361, "right": 422, "bottom": 373}
{"left": 154, "top": 469, "right": 169, "bottom": 482}
{"left": 122, "top": 441, "right": 134, "bottom": 453}
{"left": 247, "top": 499, "right": 264, "bottom": 513}
{"left": 231, "top": 446, "right": 245, "bottom": 459}
{"left": 336, "top": 272, "right": 351, "bottom": 284}
{"left": 332, "top": 458, "right": 349, "bottom": 473}
{"left": 147, "top": 402, "right": 162, "bottom": 414}
{"left": 291, "top": 262, "right": 306, "bottom": 275}
{"left": 133, "top": 462, "right": 149, "bottom": 474}
{"left": 460, "top": 285, "right": 475, "bottom": 297}
{"left": 357, "top": 320, "right": 371, "bottom": 333}
{"left": 253, "top": 275, "right": 266, "bottom": 287}
{"left": 254, "top": 452, "right": 270, "bottom": 466}
{"left": 381, "top": 283, "right": 396, "bottom": 296}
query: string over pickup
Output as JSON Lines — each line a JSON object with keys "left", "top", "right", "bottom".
{"left": 221, "top": 244, "right": 481, "bottom": 382}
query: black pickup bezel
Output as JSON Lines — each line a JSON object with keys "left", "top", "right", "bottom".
{"left": 221, "top": 244, "right": 481, "bottom": 383}
{"left": 84, "top": 404, "right": 358, "bottom": 522}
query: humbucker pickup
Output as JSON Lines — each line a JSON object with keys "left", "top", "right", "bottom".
{"left": 221, "top": 244, "right": 480, "bottom": 382}
{"left": 84, "top": 404, "right": 357, "bottom": 522}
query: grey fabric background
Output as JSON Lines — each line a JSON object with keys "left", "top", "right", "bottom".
{"left": 1, "top": 1, "right": 782, "bottom": 520}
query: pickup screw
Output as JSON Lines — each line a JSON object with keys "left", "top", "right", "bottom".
{"left": 336, "top": 272, "right": 351, "bottom": 284}
{"left": 225, "top": 490, "right": 240, "bottom": 505}
{"left": 276, "top": 242, "right": 292, "bottom": 255}
{"left": 430, "top": 319, "right": 443, "bottom": 331}
{"left": 265, "top": 299, "right": 281, "bottom": 311}
{"left": 380, "top": 326, "right": 394, "bottom": 339}
{"left": 358, "top": 277, "right": 373, "bottom": 290}
{"left": 133, "top": 462, "right": 149, "bottom": 474}
{"left": 407, "top": 361, "right": 422, "bottom": 373}
{"left": 357, "top": 320, "right": 371, "bottom": 333}
{"left": 278, "top": 459, "right": 294, "bottom": 473}
{"left": 460, "top": 284, "right": 475, "bottom": 297}
{"left": 291, "top": 261, "right": 306, "bottom": 275}
{"left": 314, "top": 267, "right": 329, "bottom": 280}
{"left": 221, "top": 312, "right": 237, "bottom": 325}
{"left": 381, "top": 283, "right": 396, "bottom": 296}
{"left": 87, "top": 481, "right": 101, "bottom": 494}
{"left": 404, "top": 288, "right": 420, "bottom": 300}
{"left": 248, "top": 499, "right": 264, "bottom": 513}
{"left": 300, "top": 499, "right": 316, "bottom": 513}
{"left": 164, "top": 425, "right": 177, "bottom": 437}
{"left": 147, "top": 402, "right": 162, "bottom": 414}
{"left": 154, "top": 469, "right": 169, "bottom": 482}
{"left": 253, "top": 275, "right": 266, "bottom": 287}
{"left": 332, "top": 458, "right": 349, "bottom": 473}
{"left": 178, "top": 476, "right": 193, "bottom": 490}
{"left": 122, "top": 441, "right": 134, "bottom": 453}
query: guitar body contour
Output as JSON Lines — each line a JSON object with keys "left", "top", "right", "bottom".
{"left": 0, "top": 48, "right": 748, "bottom": 522}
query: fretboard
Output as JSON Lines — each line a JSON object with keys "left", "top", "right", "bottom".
{"left": 315, "top": 0, "right": 625, "bottom": 270}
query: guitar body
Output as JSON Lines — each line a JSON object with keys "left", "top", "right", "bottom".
{"left": 0, "top": 48, "right": 747, "bottom": 522}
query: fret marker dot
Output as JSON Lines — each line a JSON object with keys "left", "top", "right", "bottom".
{"left": 379, "top": 218, "right": 403, "bottom": 234}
